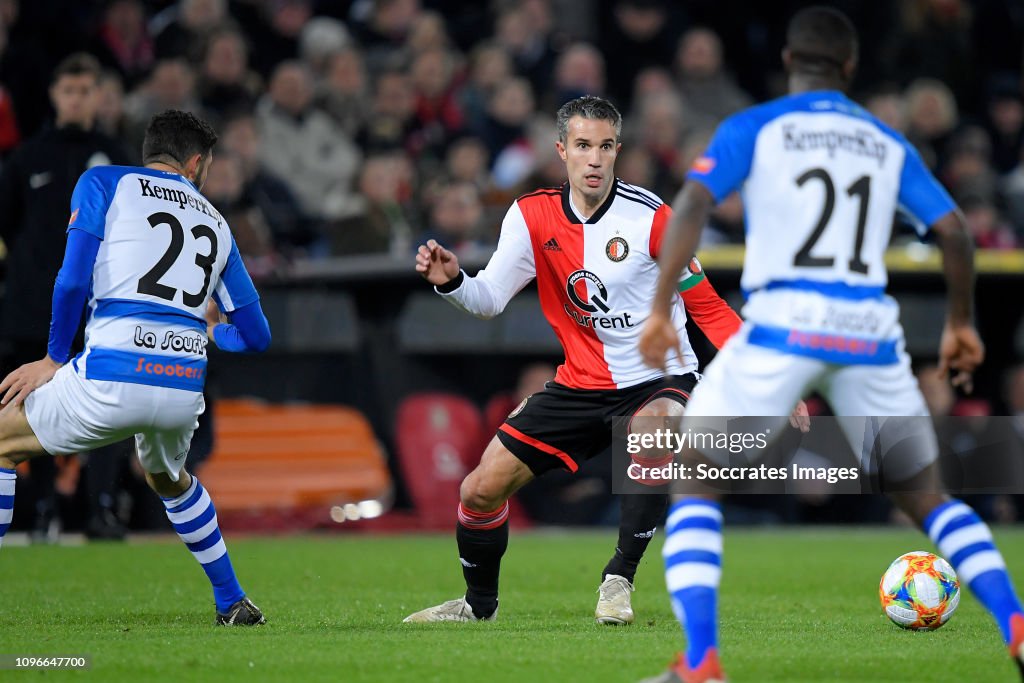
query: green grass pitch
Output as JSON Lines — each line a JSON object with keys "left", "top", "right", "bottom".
{"left": 2, "top": 527, "right": 1022, "bottom": 682}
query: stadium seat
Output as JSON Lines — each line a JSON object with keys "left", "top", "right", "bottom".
{"left": 394, "top": 393, "right": 484, "bottom": 529}
{"left": 200, "top": 399, "right": 392, "bottom": 529}
{"left": 483, "top": 392, "right": 519, "bottom": 441}
{"left": 951, "top": 399, "right": 992, "bottom": 417}
{"left": 392, "top": 392, "right": 533, "bottom": 530}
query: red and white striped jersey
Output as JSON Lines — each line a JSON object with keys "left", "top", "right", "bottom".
{"left": 438, "top": 179, "right": 706, "bottom": 390}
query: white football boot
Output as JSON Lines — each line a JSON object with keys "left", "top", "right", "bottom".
{"left": 595, "top": 574, "right": 635, "bottom": 625}
{"left": 403, "top": 596, "right": 498, "bottom": 623}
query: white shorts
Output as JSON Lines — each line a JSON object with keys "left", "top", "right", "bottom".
{"left": 24, "top": 364, "right": 205, "bottom": 481}
{"left": 685, "top": 325, "right": 936, "bottom": 480}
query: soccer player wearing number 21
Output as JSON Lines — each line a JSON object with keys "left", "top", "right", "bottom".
{"left": 0, "top": 110, "right": 270, "bottom": 626}
{"left": 639, "top": 7, "right": 1024, "bottom": 682}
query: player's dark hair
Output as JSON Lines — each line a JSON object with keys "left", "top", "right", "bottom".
{"left": 142, "top": 110, "right": 219, "bottom": 166}
{"left": 51, "top": 52, "right": 102, "bottom": 85}
{"left": 556, "top": 95, "right": 622, "bottom": 143}
{"left": 786, "top": 6, "right": 858, "bottom": 78}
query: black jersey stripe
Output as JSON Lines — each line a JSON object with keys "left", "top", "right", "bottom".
{"left": 615, "top": 190, "right": 660, "bottom": 212}
{"left": 617, "top": 182, "right": 663, "bottom": 208}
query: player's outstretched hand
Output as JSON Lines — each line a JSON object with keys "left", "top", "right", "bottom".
{"left": 937, "top": 321, "right": 985, "bottom": 394}
{"left": 415, "top": 239, "right": 460, "bottom": 286}
{"left": 789, "top": 400, "right": 811, "bottom": 433}
{"left": 639, "top": 312, "right": 684, "bottom": 371}
{"left": 0, "top": 356, "right": 62, "bottom": 406}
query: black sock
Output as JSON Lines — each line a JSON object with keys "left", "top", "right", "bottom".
{"left": 456, "top": 503, "right": 509, "bottom": 618}
{"left": 602, "top": 492, "right": 669, "bottom": 584}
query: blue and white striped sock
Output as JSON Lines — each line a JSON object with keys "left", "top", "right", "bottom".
{"left": 0, "top": 468, "right": 15, "bottom": 549}
{"left": 663, "top": 498, "right": 723, "bottom": 669}
{"left": 925, "top": 499, "right": 1023, "bottom": 643}
{"left": 162, "top": 476, "right": 245, "bottom": 612}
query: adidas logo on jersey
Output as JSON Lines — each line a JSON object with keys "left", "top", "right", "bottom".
{"left": 542, "top": 238, "right": 561, "bottom": 251}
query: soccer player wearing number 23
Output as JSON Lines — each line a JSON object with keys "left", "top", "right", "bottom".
{"left": 0, "top": 111, "right": 270, "bottom": 626}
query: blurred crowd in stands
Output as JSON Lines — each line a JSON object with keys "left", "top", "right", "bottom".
{"left": 2, "top": 0, "right": 1024, "bottom": 280}
{"left": 2, "top": 0, "right": 1024, "bottom": 531}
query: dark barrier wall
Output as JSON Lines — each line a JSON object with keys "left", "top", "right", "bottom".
{"left": 208, "top": 249, "right": 1024, "bottom": 462}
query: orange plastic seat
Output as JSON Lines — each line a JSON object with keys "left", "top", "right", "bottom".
{"left": 199, "top": 399, "right": 392, "bottom": 523}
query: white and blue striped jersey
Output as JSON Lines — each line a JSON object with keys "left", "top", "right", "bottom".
{"left": 67, "top": 165, "right": 258, "bottom": 391}
{"left": 688, "top": 90, "right": 956, "bottom": 365}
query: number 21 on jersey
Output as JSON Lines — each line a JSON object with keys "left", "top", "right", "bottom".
{"left": 793, "top": 167, "right": 872, "bottom": 276}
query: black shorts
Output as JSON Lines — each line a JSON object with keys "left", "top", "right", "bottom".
{"left": 496, "top": 373, "right": 699, "bottom": 476}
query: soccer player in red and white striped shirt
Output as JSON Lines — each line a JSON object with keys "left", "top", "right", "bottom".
{"left": 404, "top": 96, "right": 743, "bottom": 626}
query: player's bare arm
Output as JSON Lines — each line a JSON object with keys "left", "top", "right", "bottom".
{"left": 639, "top": 182, "right": 715, "bottom": 370}
{"left": 415, "top": 238, "right": 460, "bottom": 286}
{"left": 930, "top": 209, "right": 985, "bottom": 392}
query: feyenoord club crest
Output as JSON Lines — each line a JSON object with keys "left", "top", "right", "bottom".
{"left": 606, "top": 236, "right": 629, "bottom": 262}
{"left": 509, "top": 396, "right": 529, "bottom": 418}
